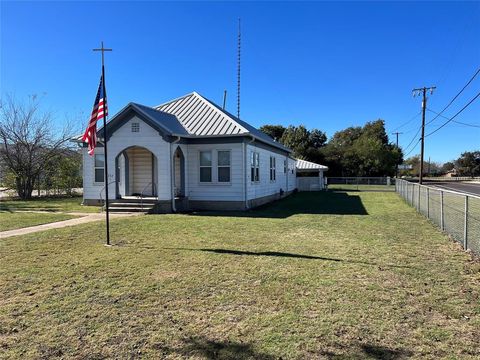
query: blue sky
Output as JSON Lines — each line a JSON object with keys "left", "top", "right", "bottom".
{"left": 1, "top": 1, "right": 479, "bottom": 163}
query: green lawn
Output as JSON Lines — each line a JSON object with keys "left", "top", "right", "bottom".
{"left": 0, "top": 196, "right": 100, "bottom": 213}
{"left": 1, "top": 192, "right": 479, "bottom": 359}
{"left": 0, "top": 212, "right": 78, "bottom": 232}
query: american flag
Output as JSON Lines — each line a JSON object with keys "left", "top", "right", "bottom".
{"left": 82, "top": 74, "right": 108, "bottom": 156}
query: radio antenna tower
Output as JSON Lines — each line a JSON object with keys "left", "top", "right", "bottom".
{"left": 237, "top": 18, "right": 241, "bottom": 119}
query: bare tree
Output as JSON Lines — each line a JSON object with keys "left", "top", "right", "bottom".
{"left": 0, "top": 95, "right": 76, "bottom": 199}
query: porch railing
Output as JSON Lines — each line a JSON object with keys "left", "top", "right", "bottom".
{"left": 140, "top": 182, "right": 157, "bottom": 211}
{"left": 99, "top": 181, "right": 117, "bottom": 212}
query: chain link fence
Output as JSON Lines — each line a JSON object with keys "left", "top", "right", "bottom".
{"left": 326, "top": 177, "right": 396, "bottom": 191}
{"left": 396, "top": 179, "right": 480, "bottom": 255}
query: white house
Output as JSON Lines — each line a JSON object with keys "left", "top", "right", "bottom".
{"left": 77, "top": 92, "right": 304, "bottom": 212}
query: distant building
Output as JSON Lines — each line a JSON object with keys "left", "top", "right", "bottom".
{"left": 443, "top": 168, "right": 458, "bottom": 178}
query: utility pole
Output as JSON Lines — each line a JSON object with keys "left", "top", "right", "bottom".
{"left": 412, "top": 86, "right": 436, "bottom": 184}
{"left": 392, "top": 131, "right": 402, "bottom": 178}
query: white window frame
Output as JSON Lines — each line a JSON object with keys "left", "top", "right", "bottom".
{"left": 251, "top": 151, "right": 260, "bottom": 182}
{"left": 131, "top": 122, "right": 140, "bottom": 132}
{"left": 270, "top": 156, "right": 276, "bottom": 182}
{"left": 94, "top": 154, "right": 105, "bottom": 184}
{"left": 217, "top": 150, "right": 231, "bottom": 183}
{"left": 199, "top": 151, "right": 212, "bottom": 183}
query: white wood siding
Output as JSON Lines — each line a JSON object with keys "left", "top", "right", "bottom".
{"left": 173, "top": 144, "right": 188, "bottom": 197}
{"left": 83, "top": 115, "right": 171, "bottom": 201}
{"left": 127, "top": 147, "right": 153, "bottom": 195}
{"left": 186, "top": 143, "right": 244, "bottom": 201}
{"left": 118, "top": 153, "right": 126, "bottom": 197}
{"left": 288, "top": 157, "right": 297, "bottom": 192}
{"left": 82, "top": 147, "right": 105, "bottom": 200}
{"left": 246, "top": 144, "right": 292, "bottom": 201}
{"left": 297, "top": 176, "right": 321, "bottom": 191}
{"left": 174, "top": 153, "right": 181, "bottom": 193}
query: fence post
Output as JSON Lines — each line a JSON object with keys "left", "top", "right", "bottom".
{"left": 440, "top": 191, "right": 444, "bottom": 231}
{"left": 426, "top": 187, "right": 429, "bottom": 218}
{"left": 417, "top": 184, "right": 421, "bottom": 211}
{"left": 411, "top": 183, "right": 414, "bottom": 206}
{"left": 464, "top": 195, "right": 468, "bottom": 250}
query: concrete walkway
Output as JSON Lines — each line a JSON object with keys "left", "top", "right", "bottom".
{"left": 0, "top": 212, "right": 141, "bottom": 239}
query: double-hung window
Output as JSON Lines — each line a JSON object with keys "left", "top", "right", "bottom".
{"left": 251, "top": 152, "right": 259, "bottom": 182}
{"left": 199, "top": 151, "right": 212, "bottom": 182}
{"left": 217, "top": 150, "right": 231, "bottom": 182}
{"left": 270, "top": 156, "right": 276, "bottom": 181}
{"left": 94, "top": 154, "right": 105, "bottom": 183}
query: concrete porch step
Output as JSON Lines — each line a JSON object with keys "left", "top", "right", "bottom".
{"left": 108, "top": 206, "right": 153, "bottom": 213}
{"left": 108, "top": 202, "right": 155, "bottom": 207}
{"left": 111, "top": 198, "right": 158, "bottom": 204}
{"left": 106, "top": 198, "right": 157, "bottom": 213}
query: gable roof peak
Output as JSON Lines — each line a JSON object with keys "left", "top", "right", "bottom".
{"left": 155, "top": 91, "right": 249, "bottom": 137}
{"left": 154, "top": 91, "right": 291, "bottom": 152}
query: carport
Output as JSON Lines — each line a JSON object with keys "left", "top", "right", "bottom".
{"left": 296, "top": 159, "right": 328, "bottom": 191}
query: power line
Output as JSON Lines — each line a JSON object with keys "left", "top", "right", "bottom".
{"left": 402, "top": 125, "right": 422, "bottom": 153}
{"left": 451, "top": 119, "right": 480, "bottom": 128}
{"left": 404, "top": 139, "right": 421, "bottom": 157}
{"left": 426, "top": 90, "right": 480, "bottom": 137}
{"left": 391, "top": 111, "right": 422, "bottom": 132}
{"left": 427, "top": 108, "right": 480, "bottom": 128}
{"left": 398, "top": 67, "right": 479, "bottom": 156}
{"left": 402, "top": 124, "right": 425, "bottom": 134}
{"left": 426, "top": 67, "right": 480, "bottom": 126}
{"left": 401, "top": 67, "right": 480, "bottom": 154}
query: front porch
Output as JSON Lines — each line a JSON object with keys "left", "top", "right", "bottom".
{"left": 108, "top": 145, "right": 187, "bottom": 213}
{"left": 115, "top": 146, "right": 158, "bottom": 199}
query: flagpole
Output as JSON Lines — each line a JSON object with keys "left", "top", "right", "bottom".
{"left": 102, "top": 63, "right": 110, "bottom": 246}
{"left": 94, "top": 41, "right": 112, "bottom": 246}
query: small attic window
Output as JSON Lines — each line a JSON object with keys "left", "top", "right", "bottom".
{"left": 131, "top": 122, "right": 140, "bottom": 132}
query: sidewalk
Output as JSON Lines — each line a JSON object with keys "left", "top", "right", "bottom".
{"left": 0, "top": 212, "right": 141, "bottom": 239}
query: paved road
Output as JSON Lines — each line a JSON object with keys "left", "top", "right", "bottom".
{"left": 425, "top": 181, "right": 480, "bottom": 196}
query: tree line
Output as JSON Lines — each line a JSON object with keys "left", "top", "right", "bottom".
{"left": 260, "top": 121, "right": 479, "bottom": 178}
{"left": 402, "top": 151, "right": 480, "bottom": 177}
{"left": 2, "top": 95, "right": 476, "bottom": 200}
{"left": 260, "top": 119, "right": 403, "bottom": 177}
{"left": 0, "top": 95, "right": 81, "bottom": 199}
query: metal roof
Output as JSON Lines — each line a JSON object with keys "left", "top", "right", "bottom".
{"left": 156, "top": 92, "right": 291, "bottom": 152}
{"left": 296, "top": 159, "right": 329, "bottom": 171}
{"left": 74, "top": 92, "right": 291, "bottom": 153}
{"left": 129, "top": 102, "right": 189, "bottom": 136}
